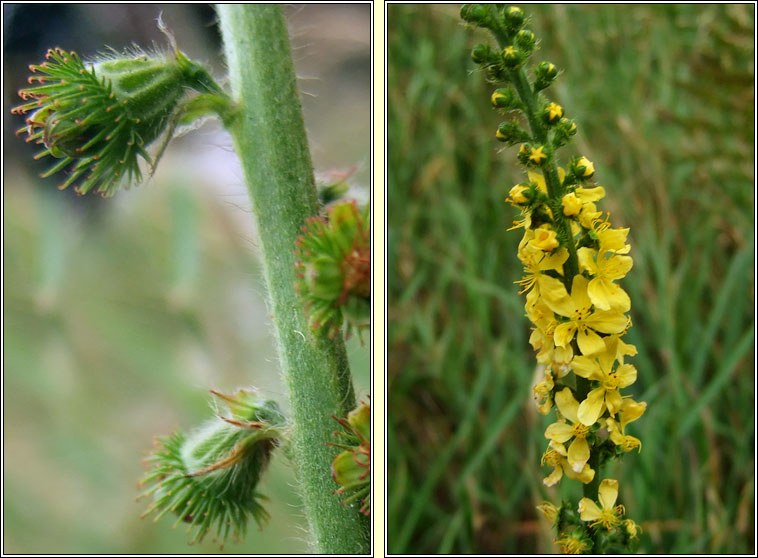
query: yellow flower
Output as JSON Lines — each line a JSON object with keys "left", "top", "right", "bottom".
{"left": 529, "top": 227, "right": 559, "bottom": 251}
{"left": 578, "top": 478, "right": 625, "bottom": 530}
{"left": 561, "top": 192, "right": 582, "bottom": 216}
{"left": 541, "top": 441, "right": 595, "bottom": 487}
{"left": 546, "top": 102, "right": 563, "bottom": 122}
{"left": 624, "top": 518, "right": 642, "bottom": 540}
{"left": 529, "top": 145, "right": 547, "bottom": 165}
{"left": 576, "top": 156, "right": 595, "bottom": 177}
{"left": 570, "top": 337, "right": 638, "bottom": 425}
{"left": 507, "top": 183, "right": 529, "bottom": 204}
{"left": 577, "top": 247, "right": 633, "bottom": 311}
{"left": 606, "top": 398, "right": 646, "bottom": 452}
{"left": 533, "top": 368, "right": 555, "bottom": 415}
{"left": 540, "top": 275, "right": 628, "bottom": 355}
{"left": 545, "top": 388, "right": 591, "bottom": 472}
{"left": 596, "top": 225, "right": 631, "bottom": 254}
{"left": 536, "top": 501, "right": 559, "bottom": 523}
{"left": 503, "top": 45, "right": 517, "bottom": 58}
{"left": 516, "top": 233, "right": 568, "bottom": 294}
{"left": 555, "top": 531, "right": 590, "bottom": 554}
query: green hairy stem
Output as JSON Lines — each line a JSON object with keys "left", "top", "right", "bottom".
{"left": 216, "top": 5, "right": 369, "bottom": 553}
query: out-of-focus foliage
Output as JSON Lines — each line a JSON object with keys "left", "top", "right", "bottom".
{"left": 387, "top": 4, "right": 754, "bottom": 554}
{"left": 3, "top": 4, "right": 369, "bottom": 554}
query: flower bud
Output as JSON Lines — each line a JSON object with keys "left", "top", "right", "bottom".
{"left": 496, "top": 121, "right": 530, "bottom": 145}
{"left": 515, "top": 29, "right": 536, "bottom": 52}
{"left": 503, "top": 6, "right": 525, "bottom": 31}
{"left": 471, "top": 43, "right": 496, "bottom": 65}
{"left": 502, "top": 45, "right": 525, "bottom": 68}
{"left": 542, "top": 101, "right": 564, "bottom": 125}
{"left": 508, "top": 183, "right": 531, "bottom": 205}
{"left": 460, "top": 4, "right": 491, "bottom": 27}
{"left": 570, "top": 156, "right": 596, "bottom": 179}
{"left": 491, "top": 87, "right": 516, "bottom": 109}
{"left": 534, "top": 61, "right": 559, "bottom": 91}
{"left": 561, "top": 192, "right": 582, "bottom": 216}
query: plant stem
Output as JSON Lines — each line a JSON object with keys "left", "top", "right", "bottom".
{"left": 216, "top": 5, "right": 369, "bottom": 553}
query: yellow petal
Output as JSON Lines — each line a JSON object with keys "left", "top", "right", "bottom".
{"left": 554, "top": 387, "right": 580, "bottom": 424}
{"left": 577, "top": 387, "right": 606, "bottom": 425}
{"left": 587, "top": 310, "right": 628, "bottom": 334}
{"left": 568, "top": 436, "right": 590, "bottom": 472}
{"left": 538, "top": 248, "right": 569, "bottom": 273}
{"left": 570, "top": 275, "right": 593, "bottom": 311}
{"left": 540, "top": 276, "right": 573, "bottom": 315}
{"left": 587, "top": 277, "right": 630, "bottom": 312}
{"left": 545, "top": 421, "right": 574, "bottom": 443}
{"left": 599, "top": 253, "right": 633, "bottom": 280}
{"left": 554, "top": 322, "right": 576, "bottom": 348}
{"left": 570, "top": 355, "right": 604, "bottom": 381}
{"left": 598, "top": 227, "right": 629, "bottom": 253}
{"left": 568, "top": 462, "right": 596, "bottom": 484}
{"left": 578, "top": 497, "right": 602, "bottom": 521}
{"left": 616, "top": 363, "right": 637, "bottom": 388}
{"left": 528, "top": 170, "right": 547, "bottom": 193}
{"left": 577, "top": 247, "right": 598, "bottom": 274}
{"left": 577, "top": 327, "right": 605, "bottom": 355}
{"left": 575, "top": 186, "right": 606, "bottom": 202}
{"left": 605, "top": 389, "right": 623, "bottom": 417}
{"left": 619, "top": 400, "right": 646, "bottom": 429}
{"left": 598, "top": 478, "right": 619, "bottom": 510}
{"left": 543, "top": 466, "right": 563, "bottom": 487}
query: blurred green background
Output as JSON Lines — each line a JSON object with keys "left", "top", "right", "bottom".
{"left": 388, "top": 4, "right": 754, "bottom": 555}
{"left": 3, "top": 4, "right": 370, "bottom": 554}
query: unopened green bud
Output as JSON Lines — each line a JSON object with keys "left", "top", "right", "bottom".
{"left": 460, "top": 4, "right": 491, "bottom": 27}
{"left": 471, "top": 43, "right": 495, "bottom": 65}
{"left": 552, "top": 118, "right": 577, "bottom": 149}
{"left": 534, "top": 61, "right": 559, "bottom": 91}
{"left": 504, "top": 6, "right": 525, "bottom": 31}
{"left": 496, "top": 121, "right": 530, "bottom": 145}
{"left": 491, "top": 87, "right": 516, "bottom": 109}
{"left": 502, "top": 45, "right": 525, "bottom": 68}
{"left": 516, "top": 29, "right": 536, "bottom": 52}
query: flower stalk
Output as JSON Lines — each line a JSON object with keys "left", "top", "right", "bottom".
{"left": 216, "top": 5, "right": 369, "bottom": 553}
{"left": 462, "top": 4, "right": 646, "bottom": 553}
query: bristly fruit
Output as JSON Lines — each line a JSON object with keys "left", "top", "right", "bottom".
{"left": 12, "top": 42, "right": 228, "bottom": 197}
{"left": 138, "top": 389, "right": 286, "bottom": 547}
{"left": 295, "top": 200, "right": 370, "bottom": 339}
{"left": 329, "top": 398, "right": 370, "bottom": 516}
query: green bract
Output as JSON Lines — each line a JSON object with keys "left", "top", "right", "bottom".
{"left": 139, "top": 389, "right": 285, "bottom": 547}
{"left": 13, "top": 47, "right": 227, "bottom": 197}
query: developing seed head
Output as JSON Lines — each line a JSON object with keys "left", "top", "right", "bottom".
{"left": 329, "top": 398, "right": 371, "bottom": 516}
{"left": 138, "top": 389, "right": 286, "bottom": 546}
{"left": 13, "top": 44, "right": 224, "bottom": 197}
{"left": 295, "top": 200, "right": 371, "bottom": 339}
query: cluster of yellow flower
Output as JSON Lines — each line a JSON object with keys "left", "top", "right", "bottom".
{"left": 460, "top": 4, "right": 646, "bottom": 550}
{"left": 508, "top": 160, "right": 644, "bottom": 545}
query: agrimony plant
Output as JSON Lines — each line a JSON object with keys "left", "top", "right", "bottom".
{"left": 12, "top": 6, "right": 370, "bottom": 554}
{"left": 462, "top": 4, "right": 646, "bottom": 554}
